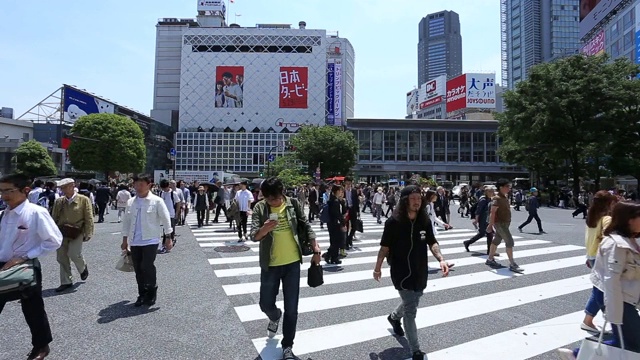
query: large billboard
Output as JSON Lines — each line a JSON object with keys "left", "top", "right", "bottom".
{"left": 63, "top": 86, "right": 114, "bottom": 123}
{"left": 326, "top": 62, "right": 335, "bottom": 125}
{"left": 154, "top": 170, "right": 226, "bottom": 184}
{"left": 215, "top": 66, "right": 244, "bottom": 108}
{"left": 579, "top": 0, "right": 624, "bottom": 39}
{"left": 445, "top": 74, "right": 467, "bottom": 113}
{"left": 333, "top": 60, "right": 343, "bottom": 126}
{"left": 581, "top": 30, "right": 605, "bottom": 56}
{"left": 418, "top": 74, "right": 446, "bottom": 110}
{"left": 465, "top": 73, "right": 496, "bottom": 109}
{"left": 279, "top": 67, "right": 308, "bottom": 109}
{"left": 406, "top": 89, "right": 418, "bottom": 115}
{"left": 197, "top": 0, "right": 224, "bottom": 12}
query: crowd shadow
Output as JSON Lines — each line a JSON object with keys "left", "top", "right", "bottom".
{"left": 97, "top": 300, "right": 159, "bottom": 324}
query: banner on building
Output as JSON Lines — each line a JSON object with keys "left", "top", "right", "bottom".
{"left": 63, "top": 86, "right": 115, "bottom": 123}
{"left": 418, "top": 74, "right": 446, "bottom": 109}
{"left": 445, "top": 74, "right": 467, "bottom": 113}
{"left": 333, "top": 60, "right": 343, "bottom": 126}
{"left": 326, "top": 61, "right": 335, "bottom": 125}
{"left": 154, "top": 170, "right": 226, "bottom": 184}
{"left": 197, "top": 0, "right": 224, "bottom": 12}
{"left": 581, "top": 30, "right": 605, "bottom": 56}
{"left": 465, "top": 73, "right": 496, "bottom": 109}
{"left": 635, "top": 5, "right": 640, "bottom": 74}
{"left": 215, "top": 66, "right": 244, "bottom": 108}
{"left": 579, "top": 0, "right": 624, "bottom": 39}
{"left": 406, "top": 89, "right": 418, "bottom": 115}
{"left": 279, "top": 67, "right": 308, "bottom": 108}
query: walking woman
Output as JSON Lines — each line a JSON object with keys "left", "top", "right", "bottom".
{"left": 326, "top": 185, "right": 347, "bottom": 264}
{"left": 579, "top": 190, "right": 618, "bottom": 333}
{"left": 385, "top": 187, "right": 396, "bottom": 217}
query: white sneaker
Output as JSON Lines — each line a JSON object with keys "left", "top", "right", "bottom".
{"left": 267, "top": 309, "right": 282, "bottom": 338}
{"left": 556, "top": 348, "right": 576, "bottom": 360}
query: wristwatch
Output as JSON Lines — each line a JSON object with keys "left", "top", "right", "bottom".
{"left": 313, "top": 251, "right": 321, "bottom": 255}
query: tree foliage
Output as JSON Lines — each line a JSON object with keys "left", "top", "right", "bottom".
{"left": 277, "top": 168, "right": 312, "bottom": 188}
{"left": 289, "top": 126, "right": 358, "bottom": 177}
{"left": 68, "top": 113, "right": 146, "bottom": 178}
{"left": 269, "top": 154, "right": 301, "bottom": 177}
{"left": 13, "top": 140, "right": 57, "bottom": 178}
{"left": 497, "top": 54, "right": 640, "bottom": 193}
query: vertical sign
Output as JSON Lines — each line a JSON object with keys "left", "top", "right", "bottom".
{"left": 333, "top": 60, "right": 343, "bottom": 126}
{"left": 279, "top": 67, "right": 308, "bottom": 108}
{"left": 445, "top": 74, "right": 467, "bottom": 113}
{"left": 636, "top": 4, "right": 640, "bottom": 76}
{"left": 326, "top": 61, "right": 335, "bottom": 125}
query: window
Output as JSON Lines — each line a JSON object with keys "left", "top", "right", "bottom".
{"left": 460, "top": 132, "right": 471, "bottom": 162}
{"left": 434, "top": 132, "right": 445, "bottom": 162}
{"left": 421, "top": 131, "right": 432, "bottom": 162}
{"left": 624, "top": 30, "right": 634, "bottom": 51}
{"left": 446, "top": 132, "right": 459, "bottom": 162}
{"left": 486, "top": 133, "right": 497, "bottom": 163}
{"left": 396, "top": 131, "right": 408, "bottom": 161}
{"left": 358, "top": 130, "right": 371, "bottom": 161}
{"left": 408, "top": 131, "right": 420, "bottom": 161}
{"left": 371, "top": 130, "right": 382, "bottom": 161}
{"left": 384, "top": 131, "right": 395, "bottom": 161}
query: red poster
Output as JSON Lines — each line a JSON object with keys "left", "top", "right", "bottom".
{"left": 279, "top": 67, "right": 308, "bottom": 109}
{"left": 446, "top": 74, "right": 467, "bottom": 113}
{"left": 215, "top": 66, "right": 244, "bottom": 108}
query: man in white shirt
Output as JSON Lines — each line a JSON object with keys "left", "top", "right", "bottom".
{"left": 116, "top": 184, "right": 132, "bottom": 223}
{"left": 27, "top": 179, "right": 44, "bottom": 204}
{"left": 0, "top": 174, "right": 63, "bottom": 359}
{"left": 121, "top": 175, "right": 172, "bottom": 307}
{"left": 235, "top": 180, "right": 254, "bottom": 241}
{"left": 159, "top": 179, "right": 180, "bottom": 252}
{"left": 169, "top": 180, "right": 184, "bottom": 226}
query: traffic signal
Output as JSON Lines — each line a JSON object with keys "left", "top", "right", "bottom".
{"left": 259, "top": 171, "right": 264, "bottom": 177}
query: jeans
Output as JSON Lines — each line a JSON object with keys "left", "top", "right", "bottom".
{"left": 584, "top": 286, "right": 604, "bottom": 317}
{"left": 466, "top": 224, "right": 494, "bottom": 253}
{"left": 374, "top": 204, "right": 383, "bottom": 222}
{"left": 0, "top": 260, "right": 53, "bottom": 349}
{"left": 130, "top": 244, "right": 158, "bottom": 296}
{"left": 259, "top": 261, "right": 301, "bottom": 348}
{"left": 390, "top": 289, "right": 424, "bottom": 353}
{"left": 519, "top": 212, "right": 543, "bottom": 232}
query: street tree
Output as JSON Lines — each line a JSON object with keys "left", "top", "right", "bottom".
{"left": 497, "top": 54, "right": 639, "bottom": 196}
{"left": 13, "top": 140, "right": 57, "bottom": 179}
{"left": 269, "top": 154, "right": 302, "bottom": 177}
{"left": 67, "top": 113, "right": 146, "bottom": 178}
{"left": 277, "top": 168, "right": 311, "bottom": 188}
{"left": 289, "top": 126, "right": 358, "bottom": 177}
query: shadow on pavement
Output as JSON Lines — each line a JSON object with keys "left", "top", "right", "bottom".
{"left": 42, "top": 282, "right": 85, "bottom": 298}
{"left": 97, "top": 300, "right": 159, "bottom": 324}
{"left": 368, "top": 336, "right": 410, "bottom": 359}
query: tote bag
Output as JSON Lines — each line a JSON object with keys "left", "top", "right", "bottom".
{"left": 115, "top": 251, "right": 135, "bottom": 272}
{"left": 577, "top": 322, "right": 640, "bottom": 360}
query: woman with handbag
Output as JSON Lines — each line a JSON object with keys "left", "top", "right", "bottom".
{"left": 558, "top": 201, "right": 640, "bottom": 360}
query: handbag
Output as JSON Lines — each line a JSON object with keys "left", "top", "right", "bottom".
{"left": 61, "top": 223, "right": 82, "bottom": 239}
{"left": 576, "top": 322, "right": 640, "bottom": 360}
{"left": 0, "top": 259, "right": 39, "bottom": 302}
{"left": 307, "top": 262, "right": 324, "bottom": 288}
{"left": 115, "top": 251, "right": 135, "bottom": 272}
{"left": 355, "top": 213, "right": 364, "bottom": 233}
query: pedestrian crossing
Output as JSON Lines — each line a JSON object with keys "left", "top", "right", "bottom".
{"left": 185, "top": 211, "right": 597, "bottom": 360}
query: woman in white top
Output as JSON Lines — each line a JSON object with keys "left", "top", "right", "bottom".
{"left": 424, "top": 190, "right": 455, "bottom": 268}
{"left": 116, "top": 184, "right": 132, "bottom": 223}
{"left": 372, "top": 187, "right": 386, "bottom": 224}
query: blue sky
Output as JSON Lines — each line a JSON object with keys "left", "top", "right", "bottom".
{"left": 0, "top": 0, "right": 500, "bottom": 119}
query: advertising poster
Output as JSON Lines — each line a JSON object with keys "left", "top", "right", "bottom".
{"left": 215, "top": 66, "right": 244, "bottom": 108}
{"left": 279, "top": 67, "right": 308, "bottom": 109}
{"left": 579, "top": 0, "right": 624, "bottom": 39}
{"left": 197, "top": 0, "right": 224, "bottom": 12}
{"left": 636, "top": 5, "right": 640, "bottom": 73}
{"left": 445, "top": 74, "right": 467, "bottom": 113}
{"left": 63, "top": 86, "right": 114, "bottom": 123}
{"left": 465, "top": 73, "right": 496, "bottom": 109}
{"left": 333, "top": 60, "right": 343, "bottom": 126}
{"left": 418, "top": 75, "right": 446, "bottom": 109}
{"left": 406, "top": 89, "right": 418, "bottom": 115}
{"left": 326, "top": 61, "right": 335, "bottom": 125}
{"left": 581, "top": 30, "right": 605, "bottom": 56}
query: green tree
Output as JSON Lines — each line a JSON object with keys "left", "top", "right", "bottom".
{"left": 268, "top": 154, "right": 301, "bottom": 177}
{"left": 277, "top": 168, "right": 312, "bottom": 188}
{"left": 289, "top": 126, "right": 358, "bottom": 177}
{"left": 13, "top": 140, "right": 57, "bottom": 178}
{"left": 68, "top": 113, "right": 146, "bottom": 178}
{"left": 497, "top": 54, "right": 639, "bottom": 196}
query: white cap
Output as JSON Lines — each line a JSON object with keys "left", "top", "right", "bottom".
{"left": 57, "top": 178, "right": 75, "bottom": 187}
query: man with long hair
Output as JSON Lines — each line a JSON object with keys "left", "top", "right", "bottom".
{"left": 373, "top": 185, "right": 449, "bottom": 360}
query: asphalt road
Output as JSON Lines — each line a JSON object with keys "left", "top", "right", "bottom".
{"left": 1, "top": 203, "right": 593, "bottom": 360}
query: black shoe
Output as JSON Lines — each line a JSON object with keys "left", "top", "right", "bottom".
{"left": 463, "top": 241, "right": 470, "bottom": 252}
{"left": 55, "top": 284, "right": 73, "bottom": 293}
{"left": 27, "top": 345, "right": 50, "bottom": 360}
{"left": 143, "top": 286, "right": 157, "bottom": 306}
{"left": 387, "top": 314, "right": 404, "bottom": 336}
{"left": 412, "top": 350, "right": 425, "bottom": 360}
{"left": 134, "top": 296, "right": 144, "bottom": 307}
{"left": 330, "top": 259, "right": 342, "bottom": 265}
{"left": 80, "top": 265, "right": 89, "bottom": 281}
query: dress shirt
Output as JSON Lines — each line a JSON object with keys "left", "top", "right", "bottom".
{"left": 0, "top": 200, "right": 63, "bottom": 262}
{"left": 66, "top": 193, "right": 77, "bottom": 204}
{"left": 345, "top": 187, "right": 352, "bottom": 208}
{"left": 27, "top": 187, "right": 43, "bottom": 204}
{"left": 235, "top": 190, "right": 254, "bottom": 212}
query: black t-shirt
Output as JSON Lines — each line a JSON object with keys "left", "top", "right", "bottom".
{"left": 380, "top": 216, "right": 437, "bottom": 291}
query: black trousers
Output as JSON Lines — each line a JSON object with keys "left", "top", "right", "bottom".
{"left": 519, "top": 212, "right": 543, "bottom": 232}
{"left": 466, "top": 225, "right": 494, "bottom": 253}
{"left": 572, "top": 204, "right": 588, "bottom": 218}
{"left": 97, "top": 201, "right": 108, "bottom": 222}
{"left": 327, "top": 227, "right": 344, "bottom": 262}
{"left": 196, "top": 209, "right": 206, "bottom": 226}
{"left": 346, "top": 207, "right": 358, "bottom": 247}
{"left": 436, "top": 210, "right": 448, "bottom": 224}
{"left": 0, "top": 260, "right": 53, "bottom": 349}
{"left": 213, "top": 203, "right": 227, "bottom": 221}
{"left": 238, "top": 211, "right": 248, "bottom": 238}
{"left": 130, "top": 245, "right": 157, "bottom": 296}
{"left": 385, "top": 204, "right": 394, "bottom": 217}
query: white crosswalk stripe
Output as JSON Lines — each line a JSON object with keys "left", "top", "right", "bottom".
{"left": 186, "top": 211, "right": 594, "bottom": 360}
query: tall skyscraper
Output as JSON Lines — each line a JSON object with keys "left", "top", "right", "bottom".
{"left": 417, "top": 10, "right": 463, "bottom": 86}
{"left": 501, "top": 0, "right": 580, "bottom": 89}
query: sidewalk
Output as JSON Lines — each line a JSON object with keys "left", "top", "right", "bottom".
{"left": 2, "top": 211, "right": 256, "bottom": 360}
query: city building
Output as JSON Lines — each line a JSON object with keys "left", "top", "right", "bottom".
{"left": 579, "top": 0, "right": 637, "bottom": 61}
{"left": 16, "top": 85, "right": 173, "bottom": 176}
{"left": 348, "top": 118, "right": 526, "bottom": 184}
{"left": 152, "top": 1, "right": 355, "bottom": 176}
{"left": 501, "top": 0, "right": 580, "bottom": 89}
{"left": 417, "top": 10, "right": 463, "bottom": 86}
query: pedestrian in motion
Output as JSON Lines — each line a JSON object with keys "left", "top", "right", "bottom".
{"left": 518, "top": 187, "right": 546, "bottom": 235}
{"left": 486, "top": 179, "right": 522, "bottom": 272}
{"left": 463, "top": 185, "right": 499, "bottom": 256}
{"left": 373, "top": 185, "right": 449, "bottom": 360}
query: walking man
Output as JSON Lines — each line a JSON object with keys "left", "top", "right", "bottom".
{"left": 518, "top": 187, "right": 545, "bottom": 235}
{"left": 373, "top": 185, "right": 449, "bottom": 360}
{"left": 434, "top": 186, "right": 449, "bottom": 224}
{"left": 463, "top": 185, "right": 499, "bottom": 256}
{"left": 235, "top": 180, "right": 254, "bottom": 241}
{"left": 343, "top": 177, "right": 360, "bottom": 249}
{"left": 250, "top": 177, "right": 319, "bottom": 360}
{"left": 121, "top": 175, "right": 173, "bottom": 307}
{"left": 0, "top": 173, "right": 63, "bottom": 359}
{"left": 95, "top": 182, "right": 111, "bottom": 223}
{"left": 51, "top": 178, "right": 94, "bottom": 292}
{"left": 486, "top": 179, "right": 522, "bottom": 272}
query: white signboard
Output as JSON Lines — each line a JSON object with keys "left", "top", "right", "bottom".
{"left": 465, "top": 73, "right": 496, "bottom": 109}
{"left": 154, "top": 170, "right": 226, "bottom": 184}
{"left": 197, "top": 0, "right": 224, "bottom": 12}
{"left": 406, "top": 89, "right": 418, "bottom": 115}
{"left": 418, "top": 74, "right": 446, "bottom": 109}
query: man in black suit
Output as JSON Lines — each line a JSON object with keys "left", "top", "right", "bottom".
{"left": 434, "top": 186, "right": 449, "bottom": 224}
{"left": 307, "top": 184, "right": 319, "bottom": 222}
{"left": 343, "top": 177, "right": 360, "bottom": 249}
{"left": 95, "top": 182, "right": 112, "bottom": 223}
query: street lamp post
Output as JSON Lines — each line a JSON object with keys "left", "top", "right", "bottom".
{"left": 265, "top": 145, "right": 281, "bottom": 177}
{"left": 155, "top": 135, "right": 175, "bottom": 180}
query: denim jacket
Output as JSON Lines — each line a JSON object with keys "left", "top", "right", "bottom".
{"left": 250, "top": 197, "right": 315, "bottom": 272}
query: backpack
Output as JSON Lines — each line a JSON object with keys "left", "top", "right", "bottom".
{"left": 319, "top": 203, "right": 330, "bottom": 223}
{"left": 524, "top": 197, "right": 531, "bottom": 211}
{"left": 227, "top": 198, "right": 239, "bottom": 218}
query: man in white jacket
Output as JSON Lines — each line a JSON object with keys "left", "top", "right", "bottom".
{"left": 121, "top": 175, "right": 173, "bottom": 307}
